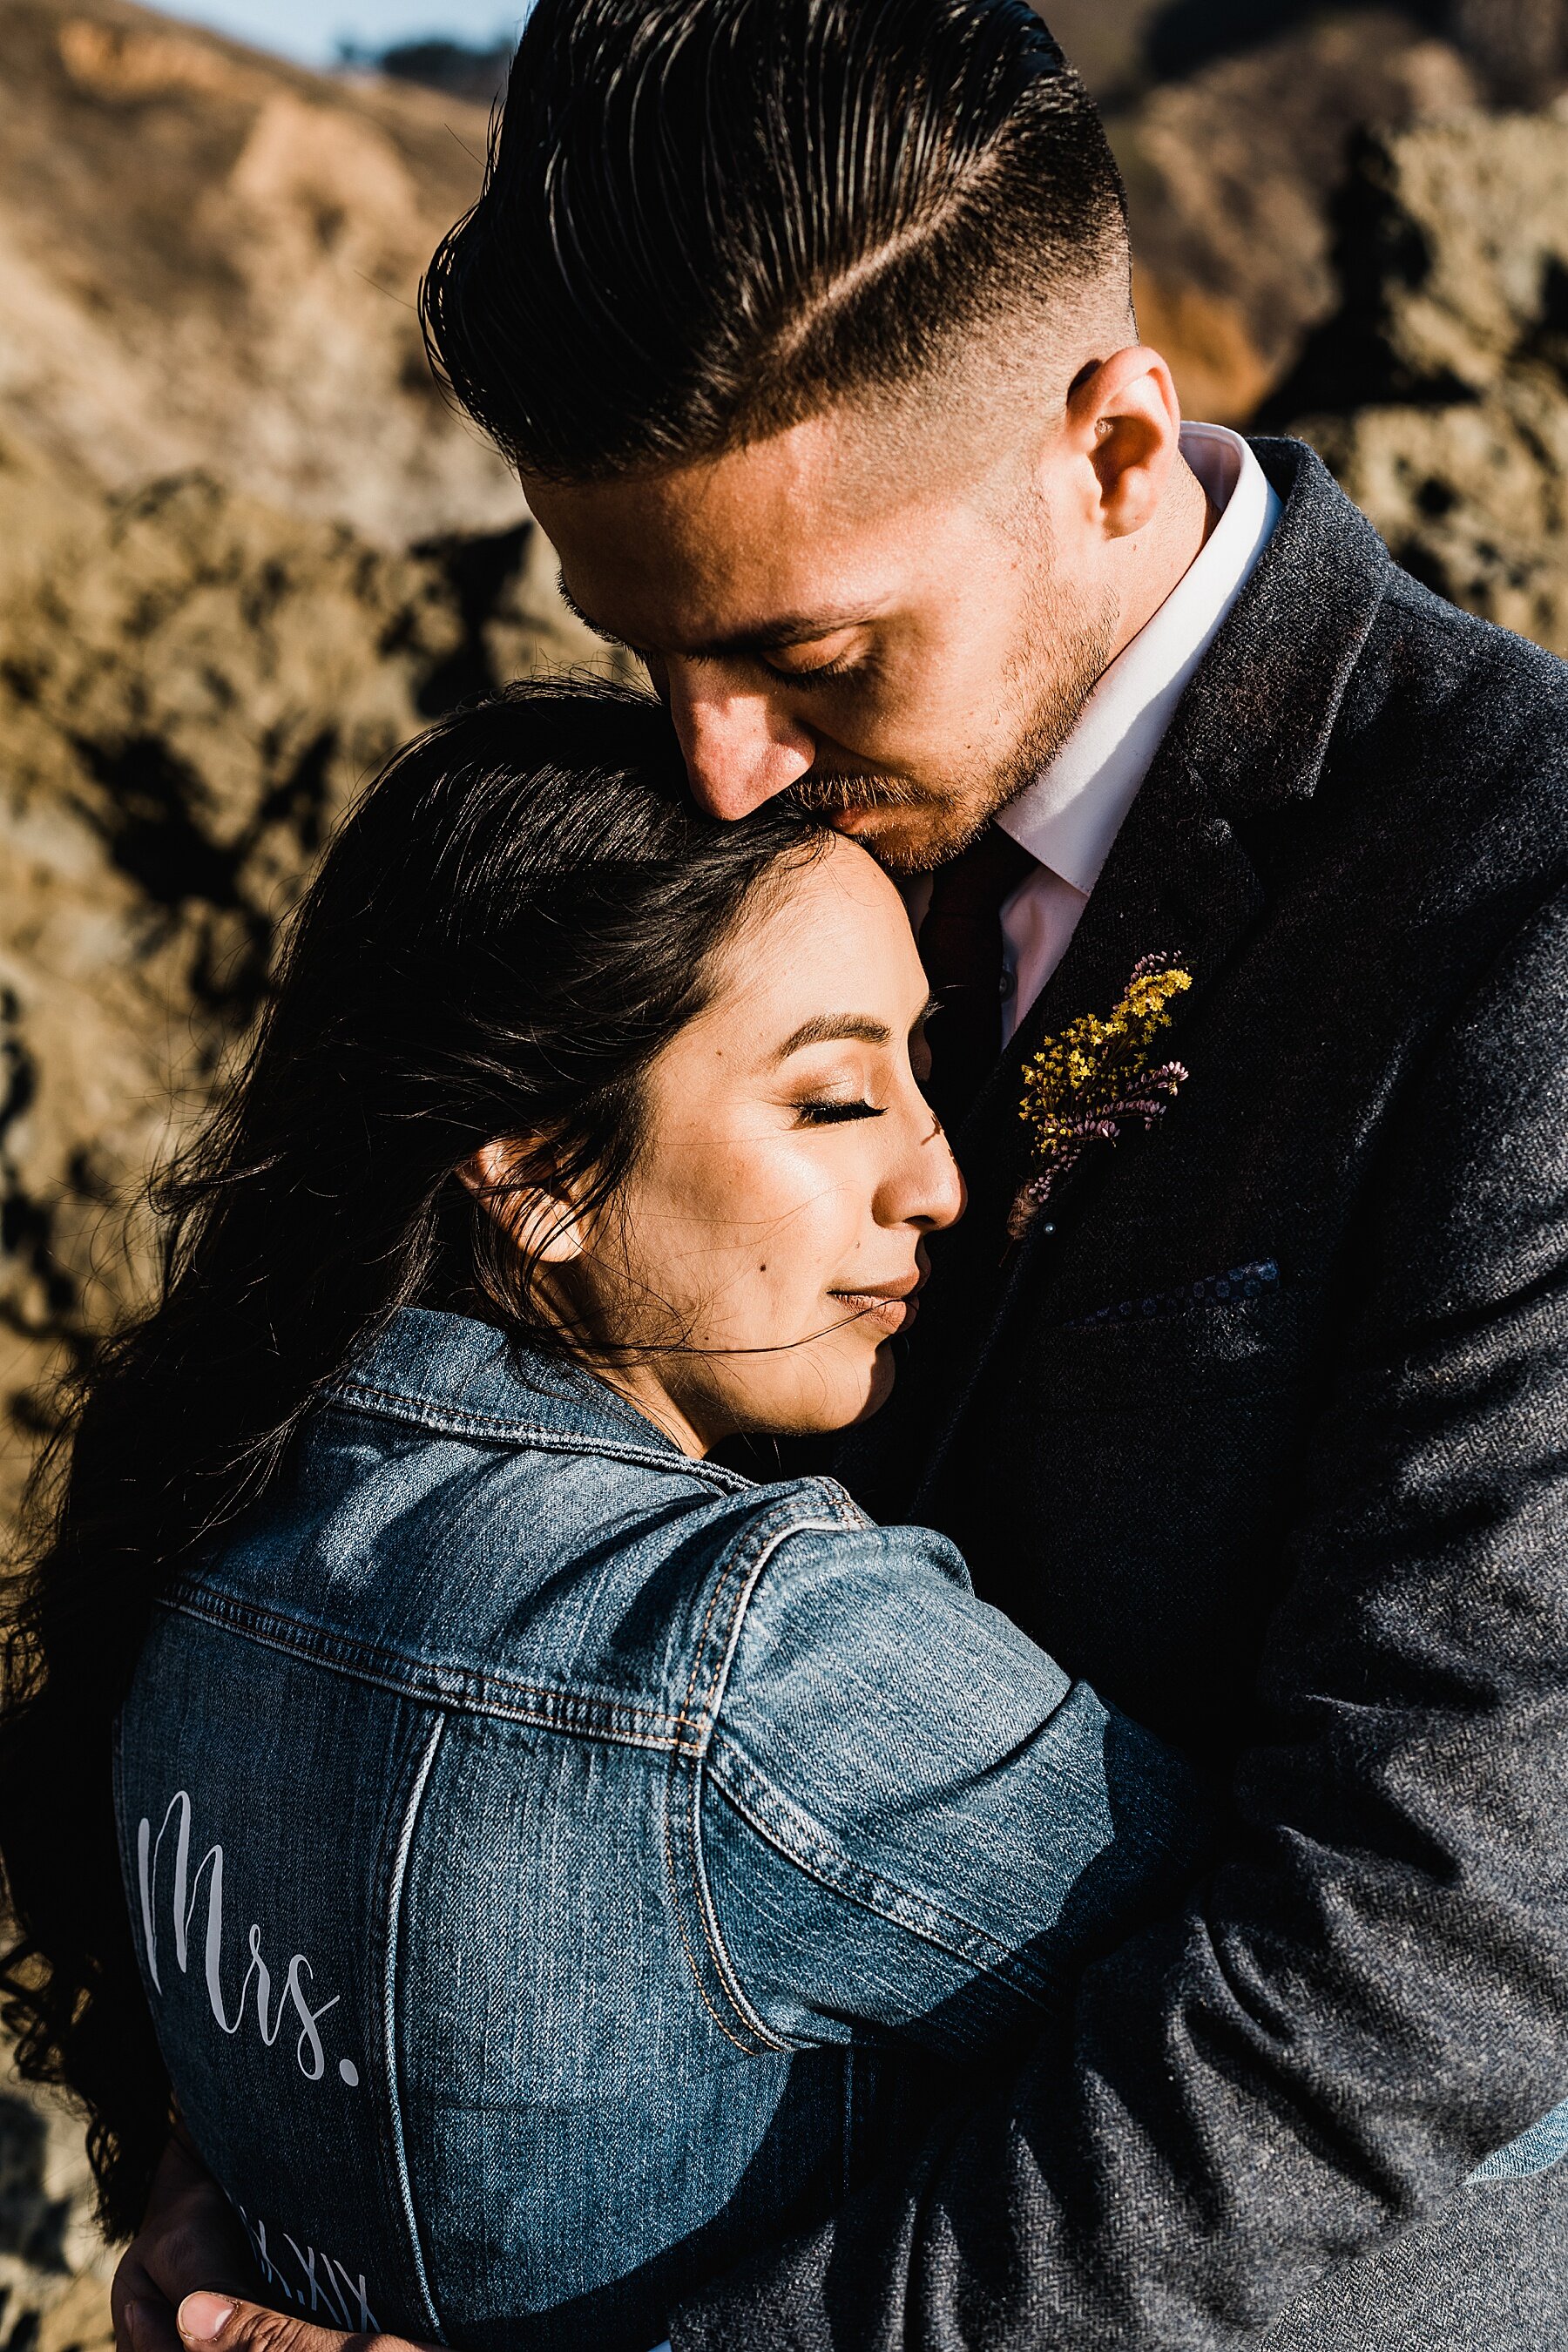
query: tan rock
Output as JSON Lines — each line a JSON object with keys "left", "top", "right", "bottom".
{"left": 0, "top": 434, "right": 622, "bottom": 1526}
{"left": 1284, "top": 104, "right": 1568, "bottom": 655}
{"left": 0, "top": 2062, "right": 115, "bottom": 2352}
{"left": 0, "top": 0, "right": 523, "bottom": 543}
{"left": 1110, "top": 12, "right": 1480, "bottom": 416}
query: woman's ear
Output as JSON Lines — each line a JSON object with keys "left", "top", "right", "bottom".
{"left": 457, "top": 1138, "right": 585, "bottom": 1265}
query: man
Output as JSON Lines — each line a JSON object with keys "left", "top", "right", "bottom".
{"left": 114, "top": 0, "right": 1568, "bottom": 2345}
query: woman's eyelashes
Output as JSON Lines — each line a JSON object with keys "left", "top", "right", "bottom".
{"left": 795, "top": 1097, "right": 886, "bottom": 1125}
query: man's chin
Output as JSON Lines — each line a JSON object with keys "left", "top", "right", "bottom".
{"left": 828, "top": 803, "right": 991, "bottom": 875}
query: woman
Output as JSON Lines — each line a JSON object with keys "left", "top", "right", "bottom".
{"left": 0, "top": 682, "right": 1214, "bottom": 2352}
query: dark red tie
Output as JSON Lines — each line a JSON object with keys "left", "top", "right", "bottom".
{"left": 917, "top": 824, "right": 1036, "bottom": 1128}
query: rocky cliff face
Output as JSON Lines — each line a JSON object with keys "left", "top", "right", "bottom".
{"left": 1085, "top": 3, "right": 1568, "bottom": 426}
{"left": 1281, "top": 102, "right": 1568, "bottom": 654}
{"left": 0, "top": 425, "right": 620, "bottom": 1537}
{"left": 0, "top": 0, "right": 521, "bottom": 543}
{"left": 0, "top": 2065, "right": 114, "bottom": 2352}
{"left": 1115, "top": 11, "right": 1481, "bottom": 421}
{"left": 0, "top": 0, "right": 636, "bottom": 1557}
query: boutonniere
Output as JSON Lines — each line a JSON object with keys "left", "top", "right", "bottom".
{"left": 1007, "top": 955, "right": 1193, "bottom": 1243}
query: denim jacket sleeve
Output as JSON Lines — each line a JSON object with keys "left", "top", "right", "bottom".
{"left": 700, "top": 1517, "right": 1220, "bottom": 2057}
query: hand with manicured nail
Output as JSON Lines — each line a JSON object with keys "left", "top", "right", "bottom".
{"left": 114, "top": 2143, "right": 669, "bottom": 2352}
{"left": 176, "top": 2298, "right": 236, "bottom": 2342}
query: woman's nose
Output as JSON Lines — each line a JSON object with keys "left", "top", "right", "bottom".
{"left": 896, "top": 1109, "right": 966, "bottom": 1233}
{"left": 665, "top": 663, "right": 815, "bottom": 819}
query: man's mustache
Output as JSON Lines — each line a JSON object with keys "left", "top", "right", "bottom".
{"left": 786, "top": 771, "right": 936, "bottom": 815}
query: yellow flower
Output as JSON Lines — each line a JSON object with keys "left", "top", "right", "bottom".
{"left": 1020, "top": 964, "right": 1192, "bottom": 1147}
{"left": 1006, "top": 956, "right": 1193, "bottom": 1244}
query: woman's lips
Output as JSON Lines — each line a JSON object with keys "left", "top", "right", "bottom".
{"left": 830, "top": 1275, "right": 925, "bottom": 1334}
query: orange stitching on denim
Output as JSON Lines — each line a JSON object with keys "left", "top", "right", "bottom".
{"left": 706, "top": 1740, "right": 1044, "bottom": 1981}
{"left": 332, "top": 1378, "right": 748, "bottom": 1489}
{"left": 684, "top": 1754, "right": 788, "bottom": 2051}
{"left": 674, "top": 1524, "right": 760, "bottom": 1731}
{"left": 668, "top": 1504, "right": 856, "bottom": 2049}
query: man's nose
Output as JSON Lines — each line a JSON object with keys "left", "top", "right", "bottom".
{"left": 665, "top": 663, "right": 814, "bottom": 819}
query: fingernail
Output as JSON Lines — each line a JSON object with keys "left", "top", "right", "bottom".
{"left": 178, "top": 2296, "right": 234, "bottom": 2342}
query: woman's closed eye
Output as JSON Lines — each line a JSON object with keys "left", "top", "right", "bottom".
{"left": 796, "top": 1097, "right": 886, "bottom": 1125}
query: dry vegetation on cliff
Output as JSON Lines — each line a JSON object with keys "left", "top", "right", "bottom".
{"left": 1281, "top": 102, "right": 1568, "bottom": 652}
{"left": 0, "top": 436, "right": 623, "bottom": 1536}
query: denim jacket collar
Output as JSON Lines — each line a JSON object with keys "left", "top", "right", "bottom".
{"left": 332, "top": 1304, "right": 695, "bottom": 1467}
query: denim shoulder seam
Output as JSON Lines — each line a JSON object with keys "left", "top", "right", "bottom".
{"left": 665, "top": 1490, "right": 868, "bottom": 2049}
{"left": 382, "top": 1716, "right": 446, "bottom": 2342}
{"left": 158, "top": 1589, "right": 703, "bottom": 1753}
{"left": 328, "top": 1378, "right": 754, "bottom": 1490}
{"left": 676, "top": 1481, "right": 868, "bottom": 1733}
{"left": 705, "top": 1734, "right": 1061, "bottom": 2004}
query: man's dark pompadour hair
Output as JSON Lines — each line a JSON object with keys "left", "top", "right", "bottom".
{"left": 421, "top": 0, "right": 1130, "bottom": 482}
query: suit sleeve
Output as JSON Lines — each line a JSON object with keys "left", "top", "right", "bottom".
{"left": 672, "top": 882, "right": 1568, "bottom": 2351}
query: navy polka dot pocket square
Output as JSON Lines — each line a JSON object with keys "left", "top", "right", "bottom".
{"left": 1063, "top": 1259, "right": 1281, "bottom": 1334}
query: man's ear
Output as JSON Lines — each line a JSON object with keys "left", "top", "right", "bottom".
{"left": 456, "top": 1138, "right": 586, "bottom": 1265}
{"left": 1064, "top": 342, "right": 1183, "bottom": 541}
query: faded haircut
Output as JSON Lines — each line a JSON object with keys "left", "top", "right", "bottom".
{"left": 421, "top": 0, "right": 1131, "bottom": 482}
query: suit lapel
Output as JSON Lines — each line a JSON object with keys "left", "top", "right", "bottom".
{"left": 897, "top": 747, "right": 1267, "bottom": 1515}
{"left": 841, "top": 437, "right": 1393, "bottom": 1520}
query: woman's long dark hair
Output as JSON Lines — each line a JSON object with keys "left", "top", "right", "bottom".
{"left": 0, "top": 679, "right": 827, "bottom": 2236}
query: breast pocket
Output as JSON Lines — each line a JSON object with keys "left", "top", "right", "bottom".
{"left": 1038, "top": 1264, "right": 1308, "bottom": 1415}
{"left": 946, "top": 1267, "right": 1321, "bottom": 1744}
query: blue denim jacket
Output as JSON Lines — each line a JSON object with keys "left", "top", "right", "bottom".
{"left": 114, "top": 1307, "right": 1223, "bottom": 2351}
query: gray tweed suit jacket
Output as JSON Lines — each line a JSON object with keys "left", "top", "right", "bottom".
{"left": 672, "top": 437, "right": 1568, "bottom": 2350}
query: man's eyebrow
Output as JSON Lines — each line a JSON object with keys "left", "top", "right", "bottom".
{"left": 700, "top": 612, "right": 880, "bottom": 658}
{"left": 556, "top": 571, "right": 630, "bottom": 647}
{"left": 775, "top": 1013, "right": 893, "bottom": 1060}
{"left": 556, "top": 570, "right": 877, "bottom": 659}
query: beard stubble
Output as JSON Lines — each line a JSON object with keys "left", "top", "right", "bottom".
{"left": 788, "top": 567, "right": 1119, "bottom": 875}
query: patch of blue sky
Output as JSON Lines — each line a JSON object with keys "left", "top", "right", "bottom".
{"left": 151, "top": 0, "right": 524, "bottom": 70}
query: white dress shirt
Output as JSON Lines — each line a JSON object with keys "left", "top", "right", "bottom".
{"left": 909, "top": 422, "right": 1281, "bottom": 1044}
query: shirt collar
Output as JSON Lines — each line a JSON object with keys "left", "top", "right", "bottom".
{"left": 995, "top": 423, "right": 1283, "bottom": 894}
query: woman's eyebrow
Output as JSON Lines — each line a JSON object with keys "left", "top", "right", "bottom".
{"left": 774, "top": 1013, "right": 892, "bottom": 1060}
